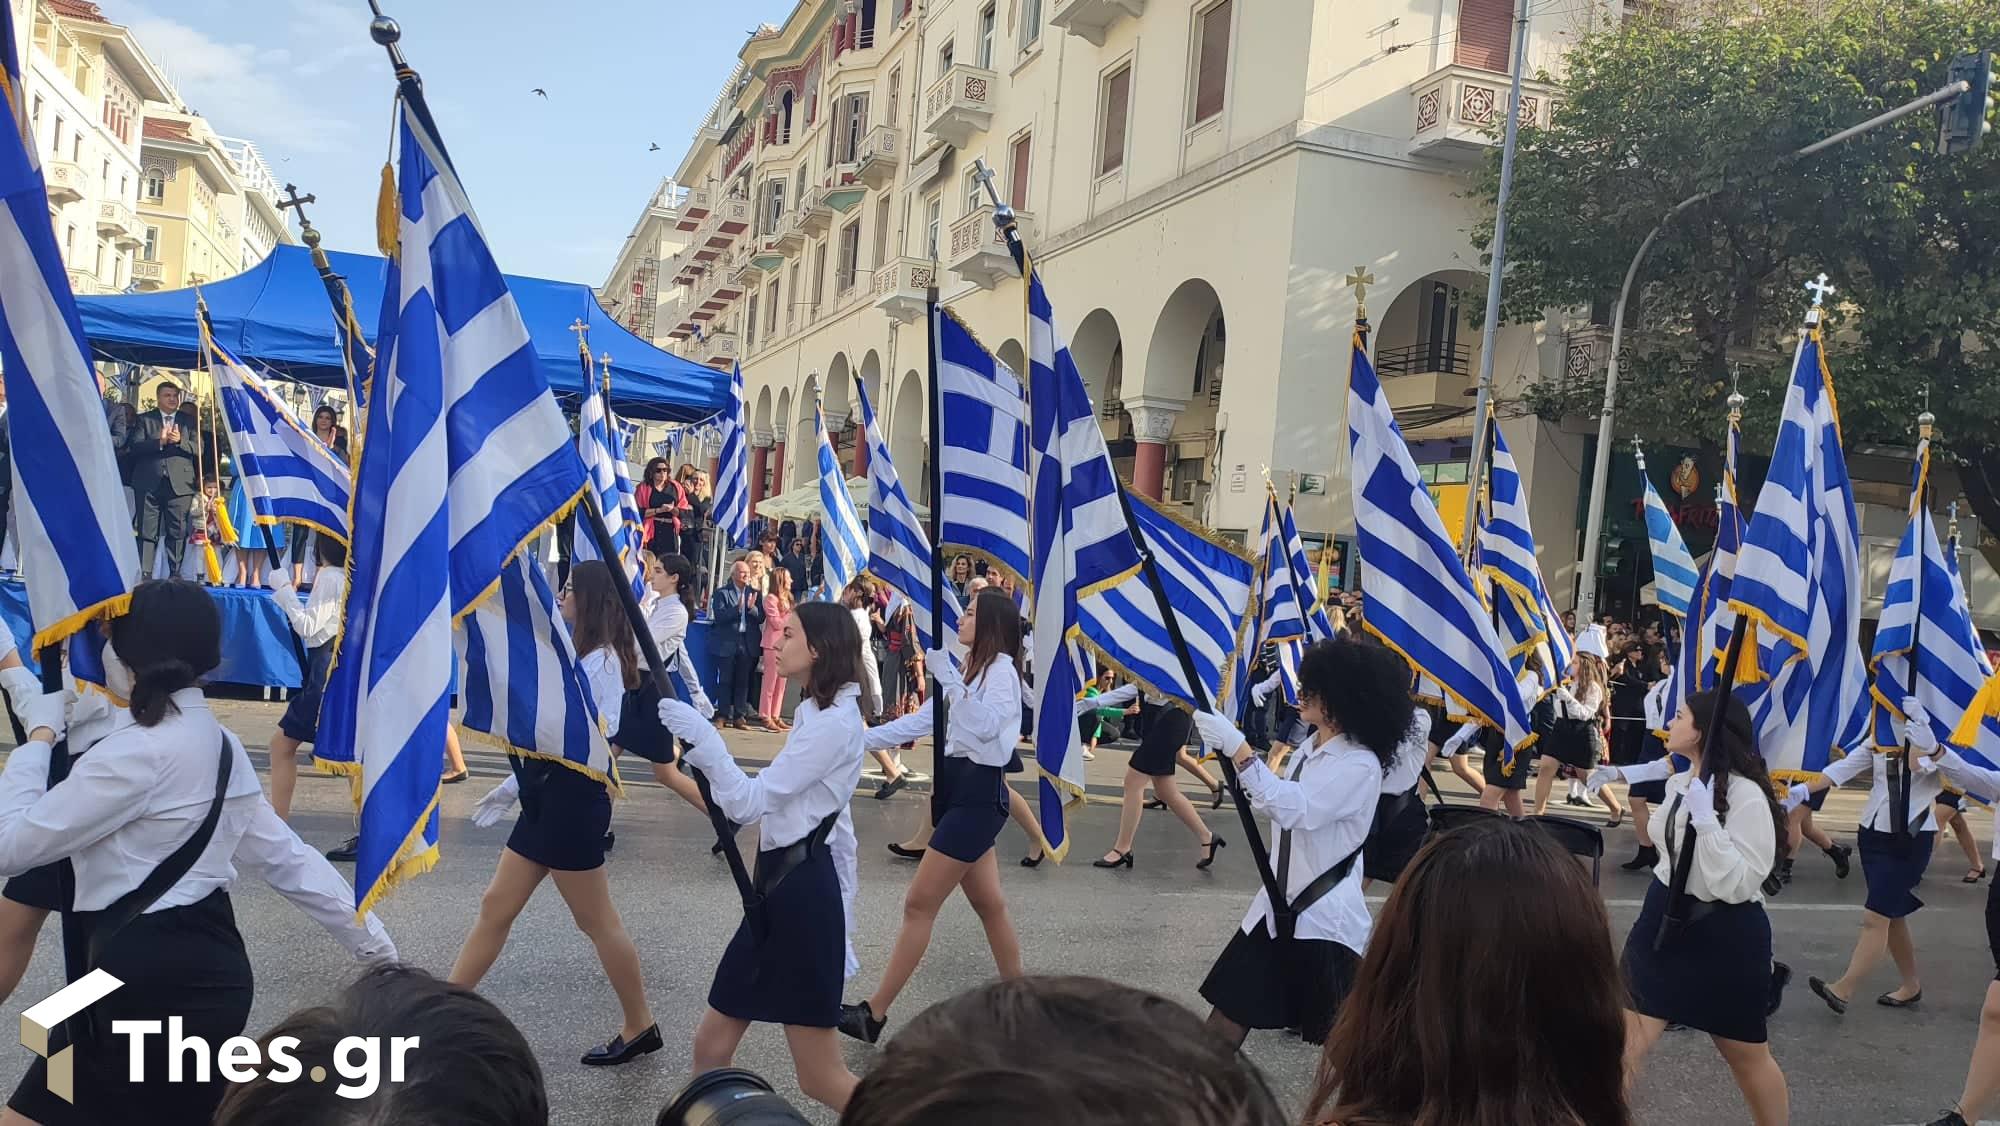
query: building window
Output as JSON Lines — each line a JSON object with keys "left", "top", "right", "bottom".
{"left": 1008, "top": 132, "right": 1032, "bottom": 210}
{"left": 63, "top": 225, "right": 75, "bottom": 263}
{"left": 766, "top": 282, "right": 781, "bottom": 334}
{"left": 1191, "top": 1, "right": 1233, "bottom": 126}
{"left": 938, "top": 40, "right": 955, "bottom": 78}
{"left": 143, "top": 171, "right": 164, "bottom": 201}
{"left": 925, "top": 195, "right": 942, "bottom": 259}
{"left": 1098, "top": 64, "right": 1133, "bottom": 177}
{"left": 746, "top": 294, "right": 759, "bottom": 351}
{"left": 787, "top": 264, "right": 801, "bottom": 326}
{"left": 780, "top": 90, "right": 796, "bottom": 143}
{"left": 50, "top": 116, "right": 63, "bottom": 158}
{"left": 965, "top": 167, "right": 984, "bottom": 215}
{"left": 94, "top": 239, "right": 106, "bottom": 277}
{"left": 811, "top": 242, "right": 828, "bottom": 312}
{"left": 873, "top": 195, "right": 893, "bottom": 266}
{"left": 142, "top": 226, "right": 158, "bottom": 261}
{"left": 29, "top": 95, "right": 41, "bottom": 136}
{"left": 977, "top": 4, "right": 996, "bottom": 69}
{"left": 837, "top": 220, "right": 861, "bottom": 293}
{"left": 1455, "top": 0, "right": 1514, "bottom": 72}
{"left": 840, "top": 93, "right": 869, "bottom": 163}
{"left": 1020, "top": 0, "right": 1043, "bottom": 50}
{"left": 886, "top": 67, "right": 902, "bottom": 126}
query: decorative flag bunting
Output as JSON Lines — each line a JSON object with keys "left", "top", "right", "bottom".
{"left": 934, "top": 306, "right": 1032, "bottom": 584}
{"left": 208, "top": 330, "right": 352, "bottom": 543}
{"left": 856, "top": 373, "right": 959, "bottom": 650}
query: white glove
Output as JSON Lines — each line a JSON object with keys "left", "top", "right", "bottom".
{"left": 1441, "top": 722, "right": 1480, "bottom": 758}
{"left": 1585, "top": 765, "right": 1623, "bottom": 793}
{"left": 926, "top": 650, "right": 962, "bottom": 692}
{"left": 656, "top": 697, "right": 709, "bottom": 741}
{"left": 472, "top": 775, "right": 520, "bottom": 829}
{"left": 268, "top": 572, "right": 295, "bottom": 596}
{"left": 1193, "top": 710, "right": 1246, "bottom": 755}
{"left": 1901, "top": 696, "right": 1939, "bottom": 753}
{"left": 0, "top": 665, "right": 41, "bottom": 716}
{"left": 1250, "top": 679, "right": 1272, "bottom": 708}
{"left": 1913, "top": 755, "right": 1939, "bottom": 776}
{"left": 17, "top": 690, "right": 68, "bottom": 743}
{"left": 1682, "top": 776, "right": 1718, "bottom": 830}
{"left": 1785, "top": 782, "right": 1811, "bottom": 811}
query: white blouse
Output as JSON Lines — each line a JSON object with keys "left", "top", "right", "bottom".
{"left": 1235, "top": 730, "right": 1381, "bottom": 952}
{"left": 1821, "top": 743, "right": 1943, "bottom": 834}
{"left": 865, "top": 659, "right": 1023, "bottom": 767}
{"left": 271, "top": 569, "right": 347, "bottom": 650}
{"left": 1649, "top": 771, "right": 1778, "bottom": 904}
{"left": 644, "top": 597, "right": 714, "bottom": 717}
{"left": 1938, "top": 749, "right": 2000, "bottom": 859}
{"left": 0, "top": 689, "right": 393, "bottom": 960}
{"left": 578, "top": 649, "right": 627, "bottom": 741}
{"left": 1381, "top": 708, "right": 1433, "bottom": 794}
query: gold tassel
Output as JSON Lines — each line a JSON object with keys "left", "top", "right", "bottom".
{"left": 214, "top": 493, "right": 239, "bottom": 547}
{"left": 1731, "top": 622, "right": 1767, "bottom": 686}
{"left": 203, "top": 543, "right": 222, "bottom": 586}
{"left": 376, "top": 163, "right": 400, "bottom": 259}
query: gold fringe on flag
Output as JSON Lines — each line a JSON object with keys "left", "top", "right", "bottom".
{"left": 376, "top": 163, "right": 400, "bottom": 260}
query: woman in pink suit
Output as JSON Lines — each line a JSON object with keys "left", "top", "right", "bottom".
{"left": 759, "top": 568, "right": 795, "bottom": 733}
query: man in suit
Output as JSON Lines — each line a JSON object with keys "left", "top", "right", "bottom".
{"left": 126, "top": 381, "right": 201, "bottom": 578}
{"left": 709, "top": 559, "right": 766, "bottom": 728}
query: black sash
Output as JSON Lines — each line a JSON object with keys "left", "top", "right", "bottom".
{"left": 748, "top": 809, "right": 841, "bottom": 939}
{"left": 1273, "top": 750, "right": 1367, "bottom": 940}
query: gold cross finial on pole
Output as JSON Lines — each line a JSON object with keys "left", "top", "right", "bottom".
{"left": 1345, "top": 266, "right": 1376, "bottom": 316}
{"left": 569, "top": 317, "right": 589, "bottom": 358}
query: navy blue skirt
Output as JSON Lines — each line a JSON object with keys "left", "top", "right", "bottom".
{"left": 708, "top": 846, "right": 844, "bottom": 1027}
{"left": 506, "top": 759, "right": 612, "bottom": 872}
{"left": 1860, "top": 827, "right": 1934, "bottom": 918}
{"left": 930, "top": 756, "right": 1009, "bottom": 862}
{"left": 2, "top": 863, "right": 65, "bottom": 911}
{"left": 1622, "top": 878, "right": 1772, "bottom": 1043}
{"left": 278, "top": 642, "right": 333, "bottom": 743}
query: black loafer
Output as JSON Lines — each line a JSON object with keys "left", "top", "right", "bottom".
{"left": 1877, "top": 989, "right": 1923, "bottom": 1008}
{"left": 837, "top": 1000, "right": 886, "bottom": 1045}
{"left": 1767, "top": 961, "right": 1793, "bottom": 1017}
{"left": 1808, "top": 976, "right": 1847, "bottom": 1015}
{"left": 324, "top": 836, "right": 359, "bottom": 862}
{"left": 1925, "top": 1110, "right": 1970, "bottom": 1126}
{"left": 581, "top": 1023, "right": 662, "bottom": 1066}
{"left": 886, "top": 843, "right": 925, "bottom": 860}
{"left": 875, "top": 774, "right": 909, "bottom": 800}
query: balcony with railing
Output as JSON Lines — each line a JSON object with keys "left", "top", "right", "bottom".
{"left": 947, "top": 206, "right": 1033, "bottom": 289}
{"left": 675, "top": 185, "right": 712, "bottom": 231}
{"left": 668, "top": 245, "right": 707, "bottom": 287}
{"left": 725, "top": 245, "right": 760, "bottom": 288}
{"left": 698, "top": 196, "right": 753, "bottom": 252}
{"left": 773, "top": 206, "right": 808, "bottom": 255}
{"left": 873, "top": 256, "right": 936, "bottom": 324}
{"left": 66, "top": 268, "right": 109, "bottom": 295}
{"left": 97, "top": 201, "right": 143, "bottom": 246}
{"left": 798, "top": 185, "right": 833, "bottom": 236}
{"left": 131, "top": 260, "right": 165, "bottom": 290}
{"left": 856, "top": 125, "right": 900, "bottom": 188}
{"left": 1410, "top": 64, "right": 1560, "bottom": 164}
{"left": 921, "top": 65, "right": 997, "bottom": 150}
{"left": 44, "top": 161, "right": 86, "bottom": 204}
{"left": 698, "top": 331, "right": 739, "bottom": 369}
{"left": 1374, "top": 341, "right": 1479, "bottom": 429}
{"left": 1050, "top": 0, "right": 1146, "bottom": 46}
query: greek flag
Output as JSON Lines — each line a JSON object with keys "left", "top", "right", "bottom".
{"left": 1076, "top": 487, "right": 1255, "bottom": 712}
{"left": 1283, "top": 502, "right": 1336, "bottom": 642}
{"left": 1257, "top": 491, "right": 1308, "bottom": 648}
{"left": 856, "top": 374, "right": 958, "bottom": 649}
{"left": 208, "top": 331, "right": 351, "bottom": 543}
{"left": 1028, "top": 268, "right": 1144, "bottom": 862}
{"left": 1348, "top": 321, "right": 1533, "bottom": 752}
{"left": 1720, "top": 323, "right": 1868, "bottom": 778}
{"left": 1637, "top": 451, "right": 1699, "bottom": 621}
{"left": 315, "top": 92, "right": 589, "bottom": 918}
{"left": 1481, "top": 427, "right": 1574, "bottom": 681}
{"left": 1658, "top": 414, "right": 1747, "bottom": 735}
{"left": 934, "top": 306, "right": 1031, "bottom": 583}
{"left": 571, "top": 374, "right": 645, "bottom": 600}
{"left": 457, "top": 553, "right": 617, "bottom": 789}
{"left": 813, "top": 392, "right": 866, "bottom": 595}
{"left": 0, "top": 1, "right": 136, "bottom": 648}
{"left": 712, "top": 363, "right": 749, "bottom": 550}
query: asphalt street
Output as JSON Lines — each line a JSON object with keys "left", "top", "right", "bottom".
{"left": 1, "top": 700, "right": 1996, "bottom": 1125}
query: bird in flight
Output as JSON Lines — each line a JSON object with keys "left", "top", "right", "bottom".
{"left": 531, "top": 88, "right": 548, "bottom": 98}
{"left": 649, "top": 142, "right": 661, "bottom": 152}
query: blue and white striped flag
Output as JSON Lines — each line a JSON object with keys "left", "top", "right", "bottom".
{"left": 0, "top": 1, "right": 136, "bottom": 649}
{"left": 934, "top": 306, "right": 1032, "bottom": 584}
{"left": 1658, "top": 413, "right": 1747, "bottom": 735}
{"left": 1348, "top": 321, "right": 1533, "bottom": 754}
{"left": 712, "top": 363, "right": 750, "bottom": 551}
{"left": 457, "top": 553, "right": 617, "bottom": 789}
{"left": 1719, "top": 321, "right": 1868, "bottom": 778}
{"left": 813, "top": 392, "right": 866, "bottom": 595}
{"left": 1028, "top": 269, "right": 1144, "bottom": 862}
{"left": 315, "top": 92, "right": 589, "bottom": 918}
{"left": 1257, "top": 491, "right": 1308, "bottom": 649}
{"left": 209, "top": 331, "right": 351, "bottom": 543}
{"left": 856, "top": 373, "right": 959, "bottom": 650}
{"left": 1481, "top": 427, "right": 1574, "bottom": 682}
{"left": 1282, "top": 502, "right": 1336, "bottom": 643}
{"left": 572, "top": 376, "right": 645, "bottom": 601}
{"left": 1076, "top": 487, "right": 1255, "bottom": 714}
{"left": 1636, "top": 450, "right": 1699, "bottom": 620}
{"left": 1948, "top": 517, "right": 2000, "bottom": 783}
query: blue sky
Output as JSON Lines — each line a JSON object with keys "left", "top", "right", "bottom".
{"left": 115, "top": 0, "right": 795, "bottom": 282}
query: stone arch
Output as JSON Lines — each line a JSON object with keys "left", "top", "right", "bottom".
{"left": 996, "top": 339, "right": 1025, "bottom": 380}
{"left": 772, "top": 387, "right": 794, "bottom": 499}
{"left": 1069, "top": 308, "right": 1123, "bottom": 407}
{"left": 823, "top": 353, "right": 853, "bottom": 419}
{"left": 892, "top": 368, "right": 926, "bottom": 503}
{"left": 860, "top": 350, "right": 885, "bottom": 420}
{"left": 1142, "top": 279, "right": 1226, "bottom": 404}
{"left": 1374, "top": 268, "right": 1485, "bottom": 431}
{"left": 793, "top": 373, "right": 820, "bottom": 488}
{"left": 752, "top": 384, "right": 774, "bottom": 437}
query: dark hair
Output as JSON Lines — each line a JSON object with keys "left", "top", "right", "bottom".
{"left": 1684, "top": 689, "right": 1786, "bottom": 849}
{"left": 1296, "top": 637, "right": 1415, "bottom": 773}
{"left": 211, "top": 963, "right": 546, "bottom": 1126}
{"left": 645, "top": 457, "right": 671, "bottom": 478}
{"left": 841, "top": 976, "right": 1284, "bottom": 1126}
{"left": 962, "top": 590, "right": 1023, "bottom": 688}
{"left": 654, "top": 551, "right": 698, "bottom": 616}
{"left": 109, "top": 579, "right": 221, "bottom": 726}
{"left": 311, "top": 404, "right": 337, "bottom": 428}
{"left": 793, "top": 601, "right": 861, "bottom": 710}
{"left": 315, "top": 534, "right": 347, "bottom": 569}
{"left": 567, "top": 561, "right": 639, "bottom": 690}
{"left": 1308, "top": 818, "right": 1630, "bottom": 1126}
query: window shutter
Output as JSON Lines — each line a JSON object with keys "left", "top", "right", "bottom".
{"left": 1009, "top": 134, "right": 1031, "bottom": 210}
{"left": 1194, "top": 2, "right": 1231, "bottom": 123}
{"left": 1101, "top": 68, "right": 1131, "bottom": 175}
{"left": 1455, "top": 0, "right": 1513, "bottom": 72}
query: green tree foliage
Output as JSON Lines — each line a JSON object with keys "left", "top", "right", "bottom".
{"left": 1484, "top": 0, "right": 2000, "bottom": 555}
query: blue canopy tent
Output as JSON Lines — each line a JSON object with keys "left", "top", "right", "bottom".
{"left": 74, "top": 245, "right": 728, "bottom": 423}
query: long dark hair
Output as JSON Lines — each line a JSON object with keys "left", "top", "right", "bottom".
{"left": 1297, "top": 637, "right": 1416, "bottom": 773}
{"left": 793, "top": 601, "right": 861, "bottom": 710}
{"left": 109, "top": 579, "right": 222, "bottom": 727}
{"left": 654, "top": 551, "right": 698, "bottom": 617}
{"left": 1308, "top": 818, "right": 1631, "bottom": 1126}
{"left": 961, "top": 590, "right": 1023, "bottom": 689}
{"left": 1685, "top": 688, "right": 1786, "bottom": 847}
{"left": 567, "top": 561, "right": 639, "bottom": 690}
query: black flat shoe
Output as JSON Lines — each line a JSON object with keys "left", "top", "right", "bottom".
{"left": 1877, "top": 989, "right": 1923, "bottom": 1008}
{"left": 1619, "top": 845, "right": 1658, "bottom": 871}
{"left": 1826, "top": 842, "right": 1853, "bottom": 879}
{"left": 1093, "top": 850, "right": 1134, "bottom": 870}
{"left": 442, "top": 769, "right": 469, "bottom": 784}
{"left": 1925, "top": 1110, "right": 1971, "bottom": 1126}
{"left": 603, "top": 831, "right": 616, "bottom": 853}
{"left": 1143, "top": 797, "right": 1166, "bottom": 810}
{"left": 1808, "top": 976, "right": 1847, "bottom": 1015}
{"left": 1196, "top": 836, "right": 1227, "bottom": 871}
{"left": 1210, "top": 787, "right": 1225, "bottom": 811}
{"left": 887, "top": 843, "right": 925, "bottom": 860}
{"left": 324, "top": 836, "right": 359, "bottom": 863}
{"left": 837, "top": 1001, "right": 886, "bottom": 1045}
{"left": 1767, "top": 961, "right": 1793, "bottom": 1017}
{"left": 1761, "top": 870, "right": 1784, "bottom": 898}
{"left": 580, "top": 1023, "right": 662, "bottom": 1066}
{"left": 875, "top": 774, "right": 909, "bottom": 800}
{"left": 1020, "top": 852, "right": 1044, "bottom": 868}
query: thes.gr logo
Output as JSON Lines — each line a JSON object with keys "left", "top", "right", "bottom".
{"left": 19, "top": 969, "right": 125, "bottom": 1103}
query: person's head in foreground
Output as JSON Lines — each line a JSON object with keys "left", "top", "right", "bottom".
{"left": 1306, "top": 817, "right": 1630, "bottom": 1126}
{"left": 211, "top": 963, "right": 547, "bottom": 1125}
{"left": 839, "top": 976, "right": 1285, "bottom": 1126}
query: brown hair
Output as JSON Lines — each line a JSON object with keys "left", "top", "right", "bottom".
{"left": 794, "top": 601, "right": 861, "bottom": 710}
{"left": 770, "top": 565, "right": 794, "bottom": 612}
{"left": 961, "top": 590, "right": 1023, "bottom": 689}
{"left": 109, "top": 579, "right": 222, "bottom": 727}
{"left": 841, "top": 976, "right": 1284, "bottom": 1126}
{"left": 1571, "top": 651, "right": 1609, "bottom": 712}
{"left": 1306, "top": 818, "right": 1630, "bottom": 1126}
{"left": 567, "top": 561, "right": 639, "bottom": 690}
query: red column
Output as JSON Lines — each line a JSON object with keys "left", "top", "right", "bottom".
{"left": 749, "top": 439, "right": 772, "bottom": 508}
{"left": 1132, "top": 443, "right": 1168, "bottom": 500}
{"left": 1125, "top": 399, "right": 1181, "bottom": 502}
{"left": 851, "top": 428, "right": 870, "bottom": 478}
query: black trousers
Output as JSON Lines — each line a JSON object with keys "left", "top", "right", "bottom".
{"left": 136, "top": 484, "right": 192, "bottom": 575}
{"left": 716, "top": 646, "right": 758, "bottom": 720}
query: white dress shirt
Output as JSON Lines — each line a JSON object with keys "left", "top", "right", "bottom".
{"left": 271, "top": 570, "right": 347, "bottom": 649}
{"left": 643, "top": 596, "right": 715, "bottom": 717}
{"left": 1649, "top": 771, "right": 1777, "bottom": 904}
{"left": 0, "top": 690, "right": 393, "bottom": 960}
{"left": 1937, "top": 749, "right": 2000, "bottom": 859}
{"left": 680, "top": 682, "right": 865, "bottom": 977}
{"left": 865, "top": 659, "right": 1023, "bottom": 766}
{"left": 1821, "top": 743, "right": 1942, "bottom": 834}
{"left": 1234, "top": 731, "right": 1381, "bottom": 952}
{"left": 1381, "top": 708, "right": 1433, "bottom": 794}
{"left": 1075, "top": 682, "right": 1138, "bottom": 718}
{"left": 579, "top": 648, "right": 627, "bottom": 741}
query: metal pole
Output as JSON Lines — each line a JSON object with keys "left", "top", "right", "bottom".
{"left": 1458, "top": 0, "right": 1534, "bottom": 555}
{"left": 924, "top": 293, "right": 950, "bottom": 782}
{"left": 1575, "top": 81, "right": 1971, "bottom": 621}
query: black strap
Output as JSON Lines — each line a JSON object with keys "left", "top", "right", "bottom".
{"left": 1286, "top": 840, "right": 1368, "bottom": 922}
{"left": 1418, "top": 766, "right": 1446, "bottom": 805}
{"left": 1272, "top": 749, "right": 1313, "bottom": 893}
{"left": 86, "top": 735, "right": 232, "bottom": 967}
